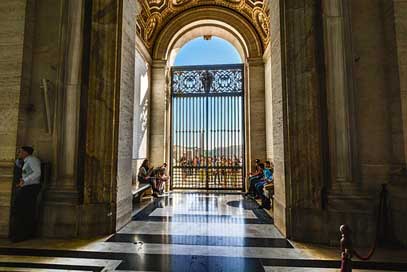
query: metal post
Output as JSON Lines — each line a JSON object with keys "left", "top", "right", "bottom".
{"left": 340, "top": 224, "right": 352, "bottom": 272}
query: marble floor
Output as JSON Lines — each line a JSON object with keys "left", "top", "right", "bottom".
{"left": 0, "top": 192, "right": 406, "bottom": 271}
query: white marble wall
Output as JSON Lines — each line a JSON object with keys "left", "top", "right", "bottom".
{"left": 132, "top": 51, "right": 150, "bottom": 180}
{"left": 149, "top": 60, "right": 167, "bottom": 167}
{"left": 116, "top": 0, "right": 137, "bottom": 230}
{"left": 268, "top": 0, "right": 287, "bottom": 236}
{"left": 247, "top": 58, "right": 267, "bottom": 169}
{"left": 263, "top": 45, "right": 273, "bottom": 161}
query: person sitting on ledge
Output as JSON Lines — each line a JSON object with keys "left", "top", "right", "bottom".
{"left": 138, "top": 159, "right": 159, "bottom": 197}
{"left": 155, "top": 163, "right": 170, "bottom": 195}
{"left": 255, "top": 161, "right": 274, "bottom": 209}
{"left": 245, "top": 161, "right": 264, "bottom": 198}
{"left": 10, "top": 146, "right": 42, "bottom": 242}
{"left": 138, "top": 159, "right": 153, "bottom": 183}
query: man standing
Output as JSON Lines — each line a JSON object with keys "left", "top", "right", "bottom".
{"left": 10, "top": 146, "right": 42, "bottom": 242}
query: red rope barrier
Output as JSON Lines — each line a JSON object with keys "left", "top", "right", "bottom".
{"left": 340, "top": 184, "right": 388, "bottom": 271}
{"left": 353, "top": 185, "right": 386, "bottom": 260}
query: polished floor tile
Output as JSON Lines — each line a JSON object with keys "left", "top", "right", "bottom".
{"left": 1, "top": 192, "right": 406, "bottom": 271}
{"left": 106, "top": 233, "right": 293, "bottom": 248}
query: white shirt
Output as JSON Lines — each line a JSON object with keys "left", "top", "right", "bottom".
{"left": 20, "top": 155, "right": 41, "bottom": 186}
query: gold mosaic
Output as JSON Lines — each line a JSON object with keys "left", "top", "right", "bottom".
{"left": 137, "top": 0, "right": 270, "bottom": 50}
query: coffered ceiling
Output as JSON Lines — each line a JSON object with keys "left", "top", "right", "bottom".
{"left": 137, "top": 0, "right": 270, "bottom": 52}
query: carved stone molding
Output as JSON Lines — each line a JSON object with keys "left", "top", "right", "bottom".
{"left": 137, "top": 0, "right": 270, "bottom": 51}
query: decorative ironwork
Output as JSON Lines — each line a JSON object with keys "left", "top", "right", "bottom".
{"left": 172, "top": 65, "right": 243, "bottom": 96}
{"left": 170, "top": 64, "right": 245, "bottom": 190}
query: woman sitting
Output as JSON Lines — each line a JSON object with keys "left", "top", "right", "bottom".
{"left": 138, "top": 159, "right": 160, "bottom": 197}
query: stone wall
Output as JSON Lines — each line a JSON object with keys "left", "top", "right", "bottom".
{"left": 268, "top": 0, "right": 287, "bottom": 235}
{"left": 350, "top": 0, "right": 394, "bottom": 189}
{"left": 149, "top": 60, "right": 167, "bottom": 167}
{"left": 132, "top": 50, "right": 150, "bottom": 181}
{"left": 24, "top": 0, "right": 64, "bottom": 165}
{"left": 247, "top": 58, "right": 267, "bottom": 170}
{"left": 263, "top": 46, "right": 273, "bottom": 161}
{"left": 388, "top": 0, "right": 407, "bottom": 246}
{"left": 0, "top": 0, "right": 31, "bottom": 237}
{"left": 341, "top": 0, "right": 407, "bottom": 246}
{"left": 265, "top": 0, "right": 407, "bottom": 247}
{"left": 280, "top": 0, "right": 326, "bottom": 242}
{"left": 79, "top": 0, "right": 124, "bottom": 236}
{"left": 285, "top": 0, "right": 407, "bottom": 246}
{"left": 116, "top": 0, "right": 137, "bottom": 231}
{"left": 392, "top": 0, "right": 407, "bottom": 168}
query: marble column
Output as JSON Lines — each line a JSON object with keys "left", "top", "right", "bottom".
{"left": 393, "top": 0, "right": 407, "bottom": 171}
{"left": 278, "top": 0, "right": 326, "bottom": 241}
{"left": 116, "top": 0, "right": 137, "bottom": 230}
{"left": 322, "top": 0, "right": 355, "bottom": 191}
{"left": 0, "top": 0, "right": 32, "bottom": 237}
{"left": 149, "top": 60, "right": 167, "bottom": 167}
{"left": 57, "top": 0, "right": 83, "bottom": 191}
{"left": 267, "top": 0, "right": 287, "bottom": 236}
{"left": 40, "top": 0, "right": 84, "bottom": 237}
{"left": 246, "top": 58, "right": 267, "bottom": 176}
{"left": 388, "top": 0, "right": 407, "bottom": 247}
{"left": 263, "top": 45, "right": 273, "bottom": 161}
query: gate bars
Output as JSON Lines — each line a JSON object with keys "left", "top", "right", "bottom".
{"left": 170, "top": 64, "right": 245, "bottom": 190}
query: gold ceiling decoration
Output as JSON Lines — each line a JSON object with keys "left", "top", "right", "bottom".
{"left": 137, "top": 0, "right": 270, "bottom": 51}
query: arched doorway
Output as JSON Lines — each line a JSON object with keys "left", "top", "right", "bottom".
{"left": 149, "top": 8, "right": 267, "bottom": 194}
{"left": 169, "top": 37, "right": 245, "bottom": 190}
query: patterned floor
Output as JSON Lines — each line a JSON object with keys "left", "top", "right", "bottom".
{"left": 0, "top": 192, "right": 406, "bottom": 271}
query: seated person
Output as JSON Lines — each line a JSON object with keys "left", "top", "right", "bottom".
{"left": 255, "top": 161, "right": 274, "bottom": 209}
{"left": 246, "top": 162, "right": 265, "bottom": 197}
{"left": 247, "top": 159, "right": 261, "bottom": 181}
{"left": 138, "top": 159, "right": 160, "bottom": 197}
{"left": 138, "top": 159, "right": 153, "bottom": 183}
{"left": 155, "top": 163, "right": 170, "bottom": 195}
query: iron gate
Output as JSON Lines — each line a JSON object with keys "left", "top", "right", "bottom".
{"left": 170, "top": 64, "right": 245, "bottom": 190}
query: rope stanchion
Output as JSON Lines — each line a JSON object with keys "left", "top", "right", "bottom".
{"left": 339, "top": 184, "right": 388, "bottom": 271}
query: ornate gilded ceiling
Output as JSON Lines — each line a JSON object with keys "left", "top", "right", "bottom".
{"left": 137, "top": 0, "right": 270, "bottom": 51}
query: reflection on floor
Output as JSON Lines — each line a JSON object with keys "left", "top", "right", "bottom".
{"left": 0, "top": 192, "right": 406, "bottom": 271}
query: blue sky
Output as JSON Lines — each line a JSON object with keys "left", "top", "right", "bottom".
{"left": 172, "top": 37, "right": 244, "bottom": 154}
{"left": 174, "top": 37, "right": 242, "bottom": 66}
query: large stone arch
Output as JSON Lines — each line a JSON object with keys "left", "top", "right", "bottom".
{"left": 148, "top": 6, "right": 267, "bottom": 184}
{"left": 165, "top": 22, "right": 247, "bottom": 66}
{"left": 153, "top": 6, "right": 263, "bottom": 61}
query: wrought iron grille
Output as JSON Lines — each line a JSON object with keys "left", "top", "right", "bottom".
{"left": 172, "top": 64, "right": 243, "bottom": 96}
{"left": 170, "top": 64, "right": 245, "bottom": 191}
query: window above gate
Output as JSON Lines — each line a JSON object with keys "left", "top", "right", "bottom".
{"left": 172, "top": 64, "right": 244, "bottom": 96}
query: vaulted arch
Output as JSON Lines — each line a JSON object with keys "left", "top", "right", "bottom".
{"left": 153, "top": 7, "right": 264, "bottom": 61}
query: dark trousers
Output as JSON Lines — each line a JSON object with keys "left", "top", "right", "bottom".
{"left": 248, "top": 176, "right": 262, "bottom": 195}
{"left": 10, "top": 184, "right": 41, "bottom": 242}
